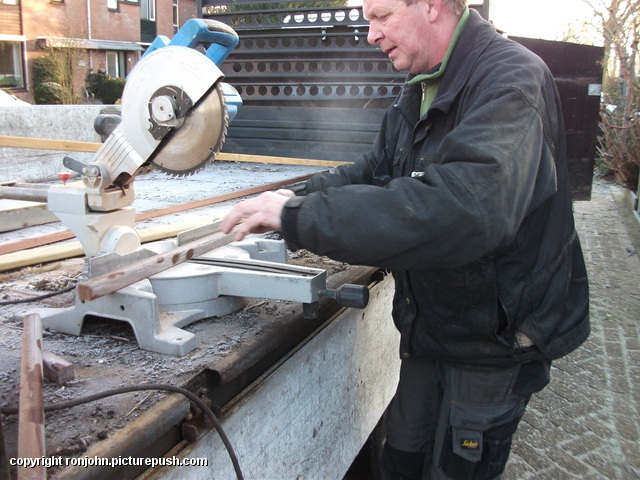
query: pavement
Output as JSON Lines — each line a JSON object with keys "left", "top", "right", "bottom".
{"left": 503, "top": 179, "right": 640, "bottom": 479}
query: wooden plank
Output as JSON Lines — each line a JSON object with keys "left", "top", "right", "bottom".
{"left": 0, "top": 135, "right": 347, "bottom": 167}
{"left": 42, "top": 351, "right": 75, "bottom": 385}
{"left": 0, "top": 219, "right": 210, "bottom": 272}
{"left": 0, "top": 174, "right": 314, "bottom": 257}
{"left": 17, "top": 313, "right": 46, "bottom": 480}
{"left": 133, "top": 174, "right": 314, "bottom": 221}
{"left": 76, "top": 223, "right": 236, "bottom": 301}
{"left": 216, "top": 152, "right": 346, "bottom": 168}
{"left": 0, "top": 230, "right": 75, "bottom": 257}
{"left": 0, "top": 199, "right": 58, "bottom": 233}
{"left": 0, "top": 135, "right": 101, "bottom": 153}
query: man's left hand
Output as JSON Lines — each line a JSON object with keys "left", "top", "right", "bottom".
{"left": 220, "top": 189, "right": 295, "bottom": 241}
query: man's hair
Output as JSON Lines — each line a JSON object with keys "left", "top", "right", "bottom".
{"left": 445, "top": 0, "right": 467, "bottom": 16}
{"left": 405, "top": 0, "right": 467, "bottom": 16}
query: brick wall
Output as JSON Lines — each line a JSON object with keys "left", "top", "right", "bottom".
{"left": 3, "top": 0, "right": 198, "bottom": 104}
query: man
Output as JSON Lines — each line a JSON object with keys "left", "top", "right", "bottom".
{"left": 221, "top": 0, "right": 590, "bottom": 478}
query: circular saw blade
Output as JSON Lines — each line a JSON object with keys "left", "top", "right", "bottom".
{"left": 149, "top": 84, "right": 228, "bottom": 177}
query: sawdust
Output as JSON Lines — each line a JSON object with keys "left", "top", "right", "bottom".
{"left": 0, "top": 248, "right": 347, "bottom": 474}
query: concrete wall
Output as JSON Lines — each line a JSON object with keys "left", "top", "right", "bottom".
{"left": 0, "top": 105, "right": 120, "bottom": 183}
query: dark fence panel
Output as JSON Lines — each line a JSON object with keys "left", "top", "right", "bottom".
{"left": 206, "top": 4, "right": 602, "bottom": 200}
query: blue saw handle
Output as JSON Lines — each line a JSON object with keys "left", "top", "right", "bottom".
{"left": 144, "top": 19, "right": 239, "bottom": 65}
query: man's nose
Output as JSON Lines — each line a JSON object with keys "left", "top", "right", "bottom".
{"left": 367, "top": 22, "right": 382, "bottom": 45}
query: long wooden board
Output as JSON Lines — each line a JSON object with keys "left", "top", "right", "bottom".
{"left": 0, "top": 135, "right": 347, "bottom": 167}
{"left": 0, "top": 219, "right": 210, "bottom": 272}
{"left": 17, "top": 313, "right": 46, "bottom": 480}
{"left": 0, "top": 135, "right": 101, "bottom": 153}
{"left": 76, "top": 224, "right": 236, "bottom": 302}
{"left": 0, "top": 174, "right": 314, "bottom": 256}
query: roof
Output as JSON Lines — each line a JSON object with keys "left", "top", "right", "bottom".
{"left": 36, "top": 37, "right": 145, "bottom": 52}
{"left": 0, "top": 90, "right": 30, "bottom": 106}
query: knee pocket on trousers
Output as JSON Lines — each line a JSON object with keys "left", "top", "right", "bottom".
{"left": 441, "top": 400, "right": 526, "bottom": 479}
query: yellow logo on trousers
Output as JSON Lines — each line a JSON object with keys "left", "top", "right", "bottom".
{"left": 461, "top": 439, "right": 479, "bottom": 449}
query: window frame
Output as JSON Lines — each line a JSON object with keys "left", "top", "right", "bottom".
{"left": 172, "top": 0, "right": 179, "bottom": 33}
{"left": 140, "top": 0, "right": 156, "bottom": 21}
{"left": 0, "top": 39, "right": 26, "bottom": 90}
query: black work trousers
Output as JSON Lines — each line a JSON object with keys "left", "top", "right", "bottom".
{"left": 381, "top": 357, "right": 550, "bottom": 480}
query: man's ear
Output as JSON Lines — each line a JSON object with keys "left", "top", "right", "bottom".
{"left": 425, "top": 0, "right": 441, "bottom": 22}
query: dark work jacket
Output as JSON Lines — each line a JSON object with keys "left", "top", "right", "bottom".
{"left": 280, "top": 9, "right": 590, "bottom": 366}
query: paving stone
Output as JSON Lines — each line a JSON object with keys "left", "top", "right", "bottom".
{"left": 507, "top": 180, "right": 640, "bottom": 478}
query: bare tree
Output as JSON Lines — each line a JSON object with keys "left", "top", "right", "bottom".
{"left": 584, "top": 0, "right": 640, "bottom": 189}
{"left": 34, "top": 33, "right": 88, "bottom": 105}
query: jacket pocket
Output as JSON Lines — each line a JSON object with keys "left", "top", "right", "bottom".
{"left": 391, "top": 147, "right": 408, "bottom": 177}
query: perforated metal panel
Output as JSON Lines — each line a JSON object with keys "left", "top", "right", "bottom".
{"left": 204, "top": 2, "right": 600, "bottom": 199}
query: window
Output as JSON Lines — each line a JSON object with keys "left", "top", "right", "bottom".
{"left": 107, "top": 0, "right": 118, "bottom": 10}
{"left": 173, "top": 0, "right": 179, "bottom": 33}
{"left": 0, "top": 41, "right": 25, "bottom": 89}
{"left": 1, "top": 0, "right": 19, "bottom": 5}
{"left": 106, "top": 51, "right": 126, "bottom": 78}
{"left": 141, "top": 0, "right": 155, "bottom": 21}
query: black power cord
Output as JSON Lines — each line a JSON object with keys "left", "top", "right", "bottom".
{"left": 0, "top": 285, "right": 76, "bottom": 305}
{"left": 0, "top": 383, "right": 244, "bottom": 480}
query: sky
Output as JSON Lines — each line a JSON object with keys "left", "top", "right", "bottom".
{"left": 347, "top": 0, "right": 603, "bottom": 45}
{"left": 488, "top": 0, "right": 601, "bottom": 44}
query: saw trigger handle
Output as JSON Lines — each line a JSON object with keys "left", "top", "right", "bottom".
{"left": 144, "top": 18, "right": 239, "bottom": 66}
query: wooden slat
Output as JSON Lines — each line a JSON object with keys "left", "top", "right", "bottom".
{"left": 77, "top": 223, "right": 236, "bottom": 301}
{"left": 216, "top": 152, "right": 345, "bottom": 168}
{"left": 17, "top": 313, "right": 46, "bottom": 480}
{"left": 0, "top": 135, "right": 101, "bottom": 153}
{"left": 0, "top": 174, "right": 314, "bottom": 256}
{"left": 0, "top": 135, "right": 348, "bottom": 167}
{"left": 42, "top": 351, "right": 75, "bottom": 385}
{"left": 0, "top": 219, "right": 209, "bottom": 272}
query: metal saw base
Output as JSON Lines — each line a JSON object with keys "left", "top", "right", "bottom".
{"left": 29, "top": 278, "right": 246, "bottom": 356}
{"left": 28, "top": 239, "right": 327, "bottom": 356}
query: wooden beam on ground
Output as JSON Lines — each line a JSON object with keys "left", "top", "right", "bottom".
{"left": 77, "top": 222, "right": 235, "bottom": 302}
{"left": 17, "top": 313, "right": 46, "bottom": 480}
{"left": 42, "top": 351, "right": 75, "bottom": 385}
{"left": 0, "top": 200, "right": 58, "bottom": 233}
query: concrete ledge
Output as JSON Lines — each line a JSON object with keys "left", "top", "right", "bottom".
{"left": 0, "top": 105, "right": 119, "bottom": 183}
{"left": 0, "top": 199, "right": 58, "bottom": 232}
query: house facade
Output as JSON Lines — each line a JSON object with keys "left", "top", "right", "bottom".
{"left": 0, "top": 0, "right": 199, "bottom": 104}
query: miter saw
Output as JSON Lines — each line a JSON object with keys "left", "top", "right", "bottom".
{"left": 52, "top": 18, "right": 243, "bottom": 255}
{"left": 27, "top": 19, "right": 368, "bottom": 356}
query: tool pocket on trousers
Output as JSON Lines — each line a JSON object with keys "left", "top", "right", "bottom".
{"left": 442, "top": 399, "right": 526, "bottom": 479}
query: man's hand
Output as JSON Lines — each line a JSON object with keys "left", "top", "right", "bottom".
{"left": 220, "top": 189, "right": 295, "bottom": 241}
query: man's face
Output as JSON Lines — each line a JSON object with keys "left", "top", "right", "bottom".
{"left": 364, "top": 0, "right": 433, "bottom": 73}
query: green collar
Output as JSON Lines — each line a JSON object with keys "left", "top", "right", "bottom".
{"left": 407, "top": 6, "right": 470, "bottom": 85}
